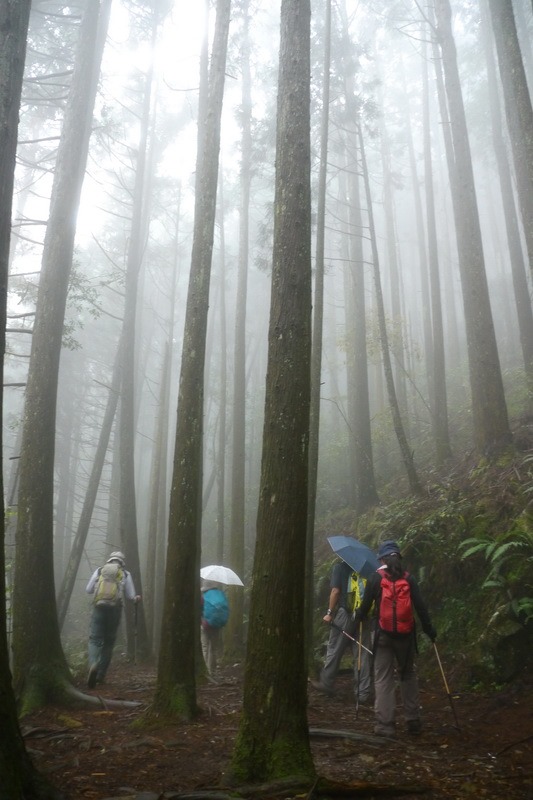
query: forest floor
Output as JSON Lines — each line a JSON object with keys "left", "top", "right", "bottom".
{"left": 21, "top": 657, "right": 533, "bottom": 800}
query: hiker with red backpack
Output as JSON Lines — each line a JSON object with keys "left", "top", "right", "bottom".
{"left": 353, "top": 540, "right": 436, "bottom": 738}
{"left": 85, "top": 551, "right": 141, "bottom": 688}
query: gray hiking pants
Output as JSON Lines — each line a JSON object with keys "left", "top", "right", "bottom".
{"left": 373, "top": 630, "right": 420, "bottom": 735}
{"left": 201, "top": 625, "right": 222, "bottom": 674}
{"left": 320, "top": 607, "right": 373, "bottom": 701}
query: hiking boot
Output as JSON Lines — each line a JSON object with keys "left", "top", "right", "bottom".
{"left": 375, "top": 728, "right": 396, "bottom": 739}
{"left": 309, "top": 679, "right": 335, "bottom": 697}
{"left": 357, "top": 695, "right": 373, "bottom": 706}
{"left": 87, "top": 665, "right": 98, "bottom": 689}
{"left": 407, "top": 719, "right": 422, "bottom": 735}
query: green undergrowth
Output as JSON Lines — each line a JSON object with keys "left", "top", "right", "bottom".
{"left": 316, "top": 437, "right": 533, "bottom": 689}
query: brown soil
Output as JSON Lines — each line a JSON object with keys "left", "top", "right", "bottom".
{"left": 21, "top": 659, "right": 533, "bottom": 800}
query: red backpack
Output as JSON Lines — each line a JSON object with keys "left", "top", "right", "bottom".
{"left": 379, "top": 572, "right": 414, "bottom": 634}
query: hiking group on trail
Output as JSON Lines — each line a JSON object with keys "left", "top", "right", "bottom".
{"left": 85, "top": 550, "right": 141, "bottom": 688}
{"left": 312, "top": 539, "right": 437, "bottom": 739}
{"left": 83, "top": 542, "right": 435, "bottom": 739}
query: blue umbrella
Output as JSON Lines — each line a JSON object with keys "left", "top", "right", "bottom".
{"left": 327, "top": 535, "right": 380, "bottom": 579}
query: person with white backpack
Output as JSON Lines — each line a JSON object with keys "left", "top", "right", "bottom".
{"left": 85, "top": 551, "right": 140, "bottom": 688}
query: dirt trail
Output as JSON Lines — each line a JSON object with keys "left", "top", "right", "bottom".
{"left": 21, "top": 661, "right": 533, "bottom": 799}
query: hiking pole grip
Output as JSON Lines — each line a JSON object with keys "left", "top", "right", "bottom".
{"left": 433, "top": 642, "right": 461, "bottom": 731}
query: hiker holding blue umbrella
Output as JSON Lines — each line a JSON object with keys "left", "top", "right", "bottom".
{"left": 310, "top": 536, "right": 379, "bottom": 704}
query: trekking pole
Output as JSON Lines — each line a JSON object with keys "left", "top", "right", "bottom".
{"left": 433, "top": 642, "right": 460, "bottom": 731}
{"left": 355, "top": 622, "right": 362, "bottom": 719}
{"left": 133, "top": 598, "right": 138, "bottom": 666}
{"left": 330, "top": 621, "right": 373, "bottom": 656}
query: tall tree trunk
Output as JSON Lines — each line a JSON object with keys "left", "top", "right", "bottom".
{"left": 56, "top": 337, "right": 123, "bottom": 629}
{"left": 400, "top": 62, "right": 434, "bottom": 409}
{"left": 118, "top": 7, "right": 163, "bottom": 664}
{"left": 143, "top": 342, "right": 170, "bottom": 648}
{"left": 153, "top": 0, "right": 231, "bottom": 720}
{"left": 487, "top": 0, "right": 533, "bottom": 277}
{"left": 227, "top": 0, "right": 252, "bottom": 660}
{"left": 359, "top": 125, "right": 422, "bottom": 496}
{"left": 422, "top": 33, "right": 452, "bottom": 465}
{"left": 12, "top": 0, "right": 113, "bottom": 710}
{"left": 0, "top": 0, "right": 61, "bottom": 793}
{"left": 480, "top": 0, "right": 533, "bottom": 399}
{"left": 434, "top": 0, "right": 511, "bottom": 454}
{"left": 339, "top": 0, "right": 379, "bottom": 513}
{"left": 307, "top": 0, "right": 330, "bottom": 644}
{"left": 215, "top": 174, "right": 228, "bottom": 565}
{"left": 229, "top": 0, "right": 314, "bottom": 783}
{"left": 379, "top": 122, "right": 410, "bottom": 426}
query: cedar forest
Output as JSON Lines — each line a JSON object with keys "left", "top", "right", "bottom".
{"left": 0, "top": 0, "right": 532, "bottom": 797}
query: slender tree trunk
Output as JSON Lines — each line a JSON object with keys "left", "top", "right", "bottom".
{"left": 307, "top": 0, "right": 330, "bottom": 644}
{"left": 154, "top": 0, "right": 231, "bottom": 719}
{"left": 379, "top": 122, "right": 410, "bottom": 425}
{"left": 56, "top": 337, "right": 123, "bottom": 628}
{"left": 215, "top": 175, "right": 228, "bottom": 565}
{"left": 229, "top": 0, "right": 314, "bottom": 783}
{"left": 143, "top": 343, "right": 170, "bottom": 648}
{"left": 359, "top": 125, "right": 422, "bottom": 495}
{"left": 227, "top": 0, "right": 252, "bottom": 660}
{"left": 339, "top": 0, "right": 379, "bottom": 513}
{"left": 118, "top": 8, "right": 164, "bottom": 664}
{"left": 422, "top": 33, "right": 452, "bottom": 464}
{"left": 434, "top": 0, "right": 511, "bottom": 454}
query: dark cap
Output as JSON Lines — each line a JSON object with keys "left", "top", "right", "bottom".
{"left": 377, "top": 540, "right": 401, "bottom": 559}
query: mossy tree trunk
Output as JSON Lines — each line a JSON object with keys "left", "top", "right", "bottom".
{"left": 229, "top": 0, "right": 315, "bottom": 784}
{"left": 12, "top": 0, "right": 112, "bottom": 713}
{"left": 0, "top": 0, "right": 61, "bottom": 796}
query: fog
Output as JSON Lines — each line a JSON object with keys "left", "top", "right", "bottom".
{"left": 4, "top": 0, "right": 533, "bottom": 632}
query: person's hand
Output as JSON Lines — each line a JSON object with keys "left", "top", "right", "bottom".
{"left": 427, "top": 626, "right": 437, "bottom": 642}
{"left": 134, "top": 595, "right": 142, "bottom": 603}
{"left": 323, "top": 609, "right": 334, "bottom": 623}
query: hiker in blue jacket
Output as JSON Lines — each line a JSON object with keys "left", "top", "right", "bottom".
{"left": 353, "top": 540, "right": 436, "bottom": 738}
{"left": 200, "top": 579, "right": 229, "bottom": 676}
{"left": 85, "top": 551, "right": 140, "bottom": 688}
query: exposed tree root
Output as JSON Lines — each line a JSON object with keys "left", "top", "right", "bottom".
{"left": 164, "top": 775, "right": 431, "bottom": 799}
{"left": 309, "top": 726, "right": 390, "bottom": 747}
{"left": 64, "top": 683, "right": 141, "bottom": 710}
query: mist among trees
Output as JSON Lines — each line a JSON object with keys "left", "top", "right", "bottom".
{"left": 1, "top": 0, "right": 533, "bottom": 793}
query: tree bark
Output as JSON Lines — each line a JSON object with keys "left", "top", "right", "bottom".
{"left": 12, "top": 0, "right": 113, "bottom": 711}
{"left": 358, "top": 125, "right": 422, "bottom": 496}
{"left": 487, "top": 0, "right": 533, "bottom": 277}
{"left": 306, "top": 0, "right": 331, "bottom": 646}
{"left": 433, "top": 0, "right": 511, "bottom": 454}
{"left": 229, "top": 0, "right": 314, "bottom": 782}
{"left": 422, "top": 32, "right": 452, "bottom": 465}
{"left": 480, "top": 0, "right": 533, "bottom": 399}
{"left": 0, "top": 0, "right": 62, "bottom": 795}
{"left": 227, "top": 0, "right": 252, "bottom": 660}
{"left": 154, "top": 0, "right": 231, "bottom": 720}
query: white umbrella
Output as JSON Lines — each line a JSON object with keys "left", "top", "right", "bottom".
{"left": 200, "top": 564, "right": 244, "bottom": 586}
